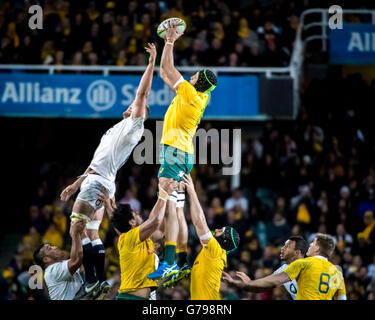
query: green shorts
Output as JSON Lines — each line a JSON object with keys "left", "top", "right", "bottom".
{"left": 115, "top": 292, "right": 149, "bottom": 300}
{"left": 158, "top": 144, "right": 195, "bottom": 182}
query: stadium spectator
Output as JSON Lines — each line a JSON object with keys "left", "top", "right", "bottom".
{"left": 224, "top": 188, "right": 248, "bottom": 213}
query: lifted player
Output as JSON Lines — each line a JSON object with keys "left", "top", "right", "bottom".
{"left": 60, "top": 43, "right": 157, "bottom": 294}
{"left": 147, "top": 20, "right": 218, "bottom": 280}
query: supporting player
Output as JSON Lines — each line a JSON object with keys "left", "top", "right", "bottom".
{"left": 182, "top": 175, "right": 240, "bottom": 300}
{"left": 147, "top": 21, "right": 218, "bottom": 280}
{"left": 223, "top": 233, "right": 347, "bottom": 300}
{"left": 110, "top": 178, "right": 177, "bottom": 300}
{"left": 272, "top": 236, "right": 307, "bottom": 299}
{"left": 33, "top": 220, "right": 92, "bottom": 300}
{"left": 59, "top": 43, "right": 157, "bottom": 294}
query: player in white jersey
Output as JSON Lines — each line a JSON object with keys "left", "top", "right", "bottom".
{"left": 59, "top": 43, "right": 157, "bottom": 295}
{"left": 272, "top": 236, "right": 307, "bottom": 299}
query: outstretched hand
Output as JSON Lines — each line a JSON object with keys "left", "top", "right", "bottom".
{"left": 98, "top": 186, "right": 117, "bottom": 218}
{"left": 222, "top": 270, "right": 251, "bottom": 286}
{"left": 158, "top": 177, "right": 178, "bottom": 196}
{"left": 222, "top": 271, "right": 235, "bottom": 284}
{"left": 164, "top": 20, "right": 183, "bottom": 43}
{"left": 60, "top": 184, "right": 79, "bottom": 202}
{"left": 182, "top": 174, "right": 195, "bottom": 194}
{"left": 145, "top": 43, "right": 156, "bottom": 64}
{"left": 235, "top": 271, "right": 251, "bottom": 283}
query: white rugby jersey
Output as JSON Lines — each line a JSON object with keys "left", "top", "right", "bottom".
{"left": 44, "top": 260, "right": 83, "bottom": 300}
{"left": 89, "top": 116, "right": 144, "bottom": 182}
{"left": 273, "top": 263, "right": 298, "bottom": 300}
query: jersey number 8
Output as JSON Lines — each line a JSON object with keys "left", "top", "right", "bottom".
{"left": 318, "top": 273, "right": 330, "bottom": 294}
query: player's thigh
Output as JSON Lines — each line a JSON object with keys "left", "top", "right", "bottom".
{"left": 92, "top": 207, "right": 104, "bottom": 221}
{"left": 72, "top": 199, "right": 96, "bottom": 219}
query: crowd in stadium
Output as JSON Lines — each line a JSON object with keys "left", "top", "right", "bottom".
{"left": 0, "top": 0, "right": 309, "bottom": 67}
{"left": 1, "top": 0, "right": 375, "bottom": 301}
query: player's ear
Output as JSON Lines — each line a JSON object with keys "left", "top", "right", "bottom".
{"left": 42, "top": 256, "right": 50, "bottom": 265}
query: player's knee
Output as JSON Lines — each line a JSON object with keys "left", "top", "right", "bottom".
{"left": 86, "top": 220, "right": 101, "bottom": 240}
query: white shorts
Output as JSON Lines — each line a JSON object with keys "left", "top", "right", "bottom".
{"left": 76, "top": 174, "right": 115, "bottom": 211}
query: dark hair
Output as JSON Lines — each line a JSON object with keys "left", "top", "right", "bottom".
{"left": 194, "top": 69, "right": 217, "bottom": 93}
{"left": 288, "top": 235, "right": 308, "bottom": 256}
{"left": 315, "top": 233, "right": 335, "bottom": 258}
{"left": 216, "top": 226, "right": 240, "bottom": 252}
{"left": 33, "top": 243, "right": 47, "bottom": 268}
{"left": 111, "top": 204, "right": 134, "bottom": 233}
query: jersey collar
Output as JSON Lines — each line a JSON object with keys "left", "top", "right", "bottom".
{"left": 314, "top": 255, "right": 328, "bottom": 261}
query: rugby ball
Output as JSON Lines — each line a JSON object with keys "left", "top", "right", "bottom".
{"left": 157, "top": 17, "right": 186, "bottom": 39}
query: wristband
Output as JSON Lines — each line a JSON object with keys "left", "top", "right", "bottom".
{"left": 200, "top": 231, "right": 212, "bottom": 241}
{"left": 158, "top": 185, "right": 169, "bottom": 201}
{"left": 165, "top": 42, "right": 174, "bottom": 46}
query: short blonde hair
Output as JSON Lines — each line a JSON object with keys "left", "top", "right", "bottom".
{"left": 315, "top": 233, "right": 335, "bottom": 258}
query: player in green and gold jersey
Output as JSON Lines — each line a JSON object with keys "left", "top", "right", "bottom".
{"left": 109, "top": 177, "right": 177, "bottom": 300}
{"left": 147, "top": 21, "right": 218, "bottom": 280}
{"left": 223, "top": 233, "right": 347, "bottom": 300}
{"left": 183, "top": 175, "right": 240, "bottom": 300}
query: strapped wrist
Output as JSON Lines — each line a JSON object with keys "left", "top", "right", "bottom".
{"left": 158, "top": 185, "right": 169, "bottom": 201}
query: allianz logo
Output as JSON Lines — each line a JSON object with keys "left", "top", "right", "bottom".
{"left": 87, "top": 80, "right": 117, "bottom": 111}
{"left": 1, "top": 81, "right": 81, "bottom": 104}
{"left": 348, "top": 31, "right": 375, "bottom": 52}
{"left": 0, "top": 79, "right": 175, "bottom": 111}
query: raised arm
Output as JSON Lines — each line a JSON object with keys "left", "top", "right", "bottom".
{"left": 139, "top": 178, "right": 178, "bottom": 242}
{"left": 132, "top": 43, "right": 156, "bottom": 118}
{"left": 222, "top": 271, "right": 291, "bottom": 293}
{"left": 160, "top": 21, "right": 184, "bottom": 91}
{"left": 67, "top": 220, "right": 85, "bottom": 275}
{"left": 182, "top": 175, "right": 210, "bottom": 243}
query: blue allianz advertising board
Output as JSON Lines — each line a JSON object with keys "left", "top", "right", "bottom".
{"left": 0, "top": 73, "right": 258, "bottom": 119}
{"left": 330, "top": 23, "right": 375, "bottom": 65}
